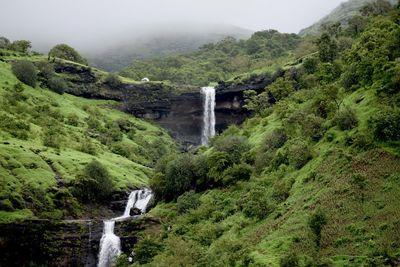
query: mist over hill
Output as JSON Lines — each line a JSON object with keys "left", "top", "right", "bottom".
{"left": 299, "top": 0, "right": 398, "bottom": 36}
{"left": 83, "top": 23, "right": 253, "bottom": 72}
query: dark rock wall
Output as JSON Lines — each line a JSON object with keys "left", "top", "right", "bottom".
{"left": 55, "top": 62, "right": 275, "bottom": 146}
{"left": 0, "top": 217, "right": 159, "bottom": 267}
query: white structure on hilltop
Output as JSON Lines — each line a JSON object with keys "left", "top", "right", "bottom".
{"left": 141, "top": 77, "right": 150, "bottom": 82}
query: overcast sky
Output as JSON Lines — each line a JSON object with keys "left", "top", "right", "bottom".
{"left": 0, "top": 0, "right": 345, "bottom": 50}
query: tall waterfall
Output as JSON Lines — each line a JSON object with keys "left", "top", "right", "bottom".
{"left": 201, "top": 87, "right": 216, "bottom": 146}
{"left": 97, "top": 188, "right": 153, "bottom": 267}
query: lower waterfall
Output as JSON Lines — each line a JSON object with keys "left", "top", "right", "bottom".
{"left": 97, "top": 188, "right": 153, "bottom": 267}
{"left": 201, "top": 87, "right": 216, "bottom": 146}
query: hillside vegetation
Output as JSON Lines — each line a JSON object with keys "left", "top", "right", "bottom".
{"left": 118, "top": 2, "right": 400, "bottom": 266}
{"left": 0, "top": 49, "right": 176, "bottom": 223}
{"left": 299, "top": 0, "right": 398, "bottom": 36}
{"left": 120, "top": 30, "right": 301, "bottom": 86}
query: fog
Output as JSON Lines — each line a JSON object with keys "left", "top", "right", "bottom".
{"left": 0, "top": 0, "right": 345, "bottom": 52}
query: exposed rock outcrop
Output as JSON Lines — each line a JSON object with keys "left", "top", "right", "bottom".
{"left": 55, "top": 61, "right": 277, "bottom": 146}
{"left": 0, "top": 217, "right": 159, "bottom": 267}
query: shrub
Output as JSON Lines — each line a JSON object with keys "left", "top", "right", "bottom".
{"left": 176, "top": 191, "right": 200, "bottom": 214}
{"left": 105, "top": 73, "right": 122, "bottom": 88}
{"left": 66, "top": 114, "right": 79, "bottom": 126}
{"left": 239, "top": 188, "right": 273, "bottom": 220}
{"left": 212, "top": 135, "right": 249, "bottom": 164}
{"left": 286, "top": 140, "right": 312, "bottom": 169}
{"left": 302, "top": 114, "right": 325, "bottom": 141}
{"left": 222, "top": 163, "right": 252, "bottom": 186}
{"left": 11, "top": 60, "right": 37, "bottom": 87}
{"left": 308, "top": 208, "right": 327, "bottom": 248}
{"left": 47, "top": 76, "right": 67, "bottom": 94}
{"left": 43, "top": 126, "right": 62, "bottom": 149}
{"left": 10, "top": 40, "right": 31, "bottom": 53}
{"left": 134, "top": 237, "right": 163, "bottom": 264}
{"left": 36, "top": 61, "right": 55, "bottom": 80}
{"left": 265, "top": 128, "right": 288, "bottom": 149}
{"left": 369, "top": 108, "right": 400, "bottom": 141}
{"left": 267, "top": 77, "right": 295, "bottom": 101}
{"left": 0, "top": 114, "right": 30, "bottom": 140}
{"left": 151, "top": 154, "right": 200, "bottom": 201}
{"left": 78, "top": 138, "right": 97, "bottom": 156}
{"left": 72, "top": 160, "right": 113, "bottom": 203}
{"left": 334, "top": 107, "right": 358, "bottom": 130}
{"left": 48, "top": 43, "right": 87, "bottom": 64}
{"left": 303, "top": 57, "right": 319, "bottom": 74}
{"left": 280, "top": 253, "right": 299, "bottom": 267}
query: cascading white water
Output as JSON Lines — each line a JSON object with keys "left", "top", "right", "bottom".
{"left": 97, "top": 221, "right": 121, "bottom": 267}
{"left": 201, "top": 87, "right": 216, "bottom": 146}
{"left": 97, "top": 189, "right": 153, "bottom": 267}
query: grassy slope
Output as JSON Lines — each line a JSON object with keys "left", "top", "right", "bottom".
{"left": 0, "top": 54, "right": 176, "bottom": 222}
{"left": 145, "top": 83, "right": 400, "bottom": 267}
{"left": 138, "top": 12, "right": 400, "bottom": 266}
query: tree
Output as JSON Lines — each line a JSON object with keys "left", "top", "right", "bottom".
{"left": 10, "top": 40, "right": 31, "bottom": 53}
{"left": 11, "top": 60, "right": 37, "bottom": 87}
{"left": 316, "top": 33, "right": 338, "bottom": 62}
{"left": 243, "top": 90, "right": 271, "bottom": 115}
{"left": 308, "top": 208, "right": 327, "bottom": 248}
{"left": 72, "top": 160, "right": 114, "bottom": 203}
{"left": 48, "top": 44, "right": 87, "bottom": 64}
{"left": 267, "top": 78, "right": 295, "bottom": 101}
{"left": 104, "top": 73, "right": 122, "bottom": 88}
{"left": 47, "top": 76, "right": 67, "bottom": 94}
{"left": 361, "top": 0, "right": 392, "bottom": 16}
{"left": 0, "top": 37, "right": 10, "bottom": 49}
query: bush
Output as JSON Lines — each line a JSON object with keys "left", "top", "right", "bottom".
{"left": 286, "top": 140, "right": 312, "bottom": 169}
{"left": 303, "top": 57, "right": 319, "bottom": 74}
{"left": 66, "top": 114, "right": 79, "bottom": 126}
{"left": 280, "top": 253, "right": 299, "bottom": 267}
{"left": 176, "top": 191, "right": 200, "bottom": 214}
{"left": 47, "top": 76, "right": 67, "bottom": 94}
{"left": 48, "top": 43, "right": 87, "bottom": 64}
{"left": 36, "top": 61, "right": 55, "bottom": 80}
{"left": 43, "top": 126, "right": 62, "bottom": 149}
{"left": 11, "top": 60, "right": 37, "bottom": 87}
{"left": 72, "top": 160, "right": 113, "bottom": 203}
{"left": 0, "top": 114, "right": 30, "bottom": 140}
{"left": 222, "top": 163, "right": 252, "bottom": 186}
{"left": 239, "top": 188, "right": 274, "bottom": 220}
{"left": 369, "top": 108, "right": 400, "bottom": 141}
{"left": 212, "top": 135, "right": 249, "bottom": 164}
{"left": 105, "top": 73, "right": 122, "bottom": 88}
{"left": 334, "top": 107, "right": 358, "bottom": 130}
{"left": 265, "top": 128, "right": 288, "bottom": 149}
{"left": 309, "top": 208, "right": 327, "bottom": 248}
{"left": 302, "top": 114, "right": 325, "bottom": 141}
{"left": 151, "top": 154, "right": 202, "bottom": 201}
{"left": 267, "top": 77, "right": 295, "bottom": 101}
{"left": 134, "top": 237, "right": 163, "bottom": 264}
{"left": 78, "top": 138, "right": 97, "bottom": 155}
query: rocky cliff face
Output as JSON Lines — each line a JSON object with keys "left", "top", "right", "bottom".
{"left": 0, "top": 217, "right": 159, "bottom": 267}
{"left": 55, "top": 62, "right": 275, "bottom": 146}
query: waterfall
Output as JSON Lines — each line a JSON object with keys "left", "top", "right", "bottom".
{"left": 201, "top": 87, "right": 216, "bottom": 146}
{"left": 97, "top": 189, "right": 153, "bottom": 267}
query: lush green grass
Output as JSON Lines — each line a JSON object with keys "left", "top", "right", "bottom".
{"left": 0, "top": 53, "right": 176, "bottom": 222}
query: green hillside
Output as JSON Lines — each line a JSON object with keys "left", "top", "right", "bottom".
{"left": 121, "top": 4, "right": 400, "bottom": 267}
{"left": 0, "top": 51, "right": 176, "bottom": 223}
{"left": 119, "top": 30, "right": 301, "bottom": 86}
{"left": 86, "top": 24, "right": 253, "bottom": 72}
{"left": 299, "top": 0, "right": 398, "bottom": 36}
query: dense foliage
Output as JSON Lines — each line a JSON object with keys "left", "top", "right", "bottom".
{"left": 48, "top": 44, "right": 87, "bottom": 65}
{"left": 122, "top": 2, "right": 400, "bottom": 266}
{"left": 11, "top": 60, "right": 37, "bottom": 87}
{"left": 120, "top": 30, "right": 301, "bottom": 86}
